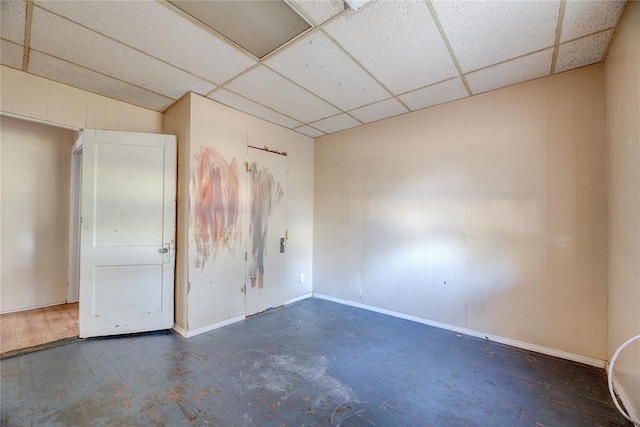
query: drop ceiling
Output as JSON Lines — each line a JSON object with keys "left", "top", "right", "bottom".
{"left": 0, "top": 0, "right": 628, "bottom": 138}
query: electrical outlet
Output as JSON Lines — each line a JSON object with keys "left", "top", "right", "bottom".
{"left": 299, "top": 273, "right": 305, "bottom": 283}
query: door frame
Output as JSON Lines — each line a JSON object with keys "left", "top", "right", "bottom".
{"left": 67, "top": 134, "right": 83, "bottom": 303}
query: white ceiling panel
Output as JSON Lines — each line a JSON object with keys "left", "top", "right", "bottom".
{"left": 310, "top": 113, "right": 361, "bottom": 134}
{"left": 1, "top": 40, "right": 24, "bottom": 69}
{"left": 555, "top": 30, "right": 612, "bottom": 74}
{"left": 288, "top": 0, "right": 345, "bottom": 26}
{"left": 208, "top": 89, "right": 302, "bottom": 129}
{"left": 466, "top": 49, "right": 554, "bottom": 95}
{"left": 36, "top": 0, "right": 256, "bottom": 84}
{"left": 560, "top": 0, "right": 626, "bottom": 43}
{"left": 1, "top": 0, "right": 26, "bottom": 44}
{"left": 225, "top": 65, "right": 339, "bottom": 123}
{"left": 434, "top": 0, "right": 559, "bottom": 73}
{"left": 265, "top": 32, "right": 389, "bottom": 111}
{"left": 30, "top": 7, "right": 215, "bottom": 101}
{"left": 349, "top": 98, "right": 408, "bottom": 124}
{"left": 399, "top": 78, "right": 468, "bottom": 111}
{"left": 28, "top": 50, "right": 175, "bottom": 111}
{"left": 324, "top": 0, "right": 458, "bottom": 94}
{"left": 294, "top": 125, "right": 326, "bottom": 138}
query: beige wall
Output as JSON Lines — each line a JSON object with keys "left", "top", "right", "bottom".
{"left": 314, "top": 64, "right": 607, "bottom": 360}
{"left": 164, "top": 93, "right": 314, "bottom": 333}
{"left": 163, "top": 95, "right": 191, "bottom": 331}
{"left": 187, "top": 94, "right": 249, "bottom": 330}
{"left": 604, "top": 1, "right": 640, "bottom": 416}
{"left": 1, "top": 66, "right": 162, "bottom": 133}
{"left": 1, "top": 116, "right": 74, "bottom": 312}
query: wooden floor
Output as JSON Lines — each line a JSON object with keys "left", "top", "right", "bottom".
{"left": 0, "top": 303, "right": 78, "bottom": 355}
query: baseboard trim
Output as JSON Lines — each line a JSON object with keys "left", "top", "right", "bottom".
{"left": 1, "top": 300, "right": 69, "bottom": 315}
{"left": 312, "top": 293, "right": 606, "bottom": 369}
{"left": 172, "top": 324, "right": 188, "bottom": 338}
{"left": 285, "top": 293, "right": 313, "bottom": 305}
{"left": 610, "top": 368, "right": 640, "bottom": 424}
{"left": 172, "top": 314, "right": 245, "bottom": 338}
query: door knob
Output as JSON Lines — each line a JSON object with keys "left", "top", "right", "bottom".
{"left": 162, "top": 247, "right": 169, "bottom": 253}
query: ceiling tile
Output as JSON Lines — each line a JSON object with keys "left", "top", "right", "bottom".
{"left": 466, "top": 49, "right": 553, "bottom": 95}
{"left": 294, "top": 125, "right": 326, "bottom": 138}
{"left": 1, "top": 40, "right": 24, "bottom": 69}
{"left": 225, "top": 65, "right": 339, "bottom": 123}
{"left": 555, "top": 30, "right": 612, "bottom": 74}
{"left": 30, "top": 7, "right": 215, "bottom": 100}
{"left": 288, "top": 0, "right": 345, "bottom": 26}
{"left": 208, "top": 89, "right": 302, "bottom": 129}
{"left": 560, "top": 0, "right": 626, "bottom": 43}
{"left": 265, "top": 31, "right": 389, "bottom": 111}
{"left": 168, "top": 0, "right": 310, "bottom": 59}
{"left": 28, "top": 50, "right": 175, "bottom": 111}
{"left": 35, "top": 0, "right": 256, "bottom": 84}
{"left": 309, "top": 113, "right": 360, "bottom": 134}
{"left": 324, "top": 0, "right": 457, "bottom": 94}
{"left": 399, "top": 78, "right": 468, "bottom": 111}
{"left": 349, "top": 98, "right": 408, "bottom": 124}
{"left": 433, "top": 0, "right": 559, "bottom": 73}
{"left": 1, "top": 0, "right": 26, "bottom": 44}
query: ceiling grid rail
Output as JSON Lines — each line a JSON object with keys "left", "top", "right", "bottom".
{"left": 425, "top": 0, "right": 473, "bottom": 97}
{"left": 550, "top": 0, "right": 568, "bottom": 74}
{"left": 21, "top": 0, "right": 33, "bottom": 71}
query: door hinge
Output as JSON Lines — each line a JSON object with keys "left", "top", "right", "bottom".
{"left": 245, "top": 252, "right": 247, "bottom": 261}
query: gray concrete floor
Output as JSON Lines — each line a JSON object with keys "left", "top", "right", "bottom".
{"left": 0, "top": 298, "right": 631, "bottom": 426}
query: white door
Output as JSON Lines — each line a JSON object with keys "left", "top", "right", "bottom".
{"left": 79, "top": 130, "right": 176, "bottom": 338}
{"left": 245, "top": 147, "right": 287, "bottom": 316}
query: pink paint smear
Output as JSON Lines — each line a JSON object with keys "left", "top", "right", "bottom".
{"left": 191, "top": 147, "right": 240, "bottom": 269}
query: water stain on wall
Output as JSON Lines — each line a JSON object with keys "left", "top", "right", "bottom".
{"left": 248, "top": 162, "right": 283, "bottom": 288}
{"left": 190, "top": 147, "right": 240, "bottom": 268}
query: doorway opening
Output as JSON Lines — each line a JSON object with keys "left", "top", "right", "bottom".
{"left": 0, "top": 116, "right": 80, "bottom": 356}
{"left": 1, "top": 119, "right": 177, "bottom": 353}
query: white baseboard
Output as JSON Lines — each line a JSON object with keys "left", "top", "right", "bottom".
{"left": 171, "top": 295, "right": 314, "bottom": 339}
{"left": 610, "top": 370, "right": 640, "bottom": 424}
{"left": 172, "top": 324, "right": 188, "bottom": 338}
{"left": 285, "top": 293, "right": 313, "bottom": 305}
{"left": 312, "top": 293, "right": 606, "bottom": 369}
{"left": 172, "top": 314, "right": 245, "bottom": 338}
{"left": 1, "top": 300, "right": 68, "bottom": 315}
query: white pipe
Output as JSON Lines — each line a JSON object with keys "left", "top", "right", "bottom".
{"left": 607, "top": 334, "right": 640, "bottom": 426}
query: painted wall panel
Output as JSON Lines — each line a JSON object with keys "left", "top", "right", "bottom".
{"left": 187, "top": 95, "right": 248, "bottom": 330}
{"left": 1, "top": 116, "right": 74, "bottom": 312}
{"left": 163, "top": 93, "right": 314, "bottom": 333}
{"left": 314, "top": 64, "right": 607, "bottom": 360}
{"left": 604, "top": 0, "right": 640, "bottom": 415}
{"left": 163, "top": 95, "right": 191, "bottom": 331}
{"left": 1, "top": 66, "right": 162, "bottom": 133}
{"left": 247, "top": 117, "right": 314, "bottom": 302}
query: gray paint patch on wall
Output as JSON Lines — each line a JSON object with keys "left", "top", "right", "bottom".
{"left": 248, "top": 162, "right": 283, "bottom": 288}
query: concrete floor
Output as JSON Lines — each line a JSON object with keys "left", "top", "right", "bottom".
{"left": 0, "top": 298, "right": 631, "bottom": 426}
